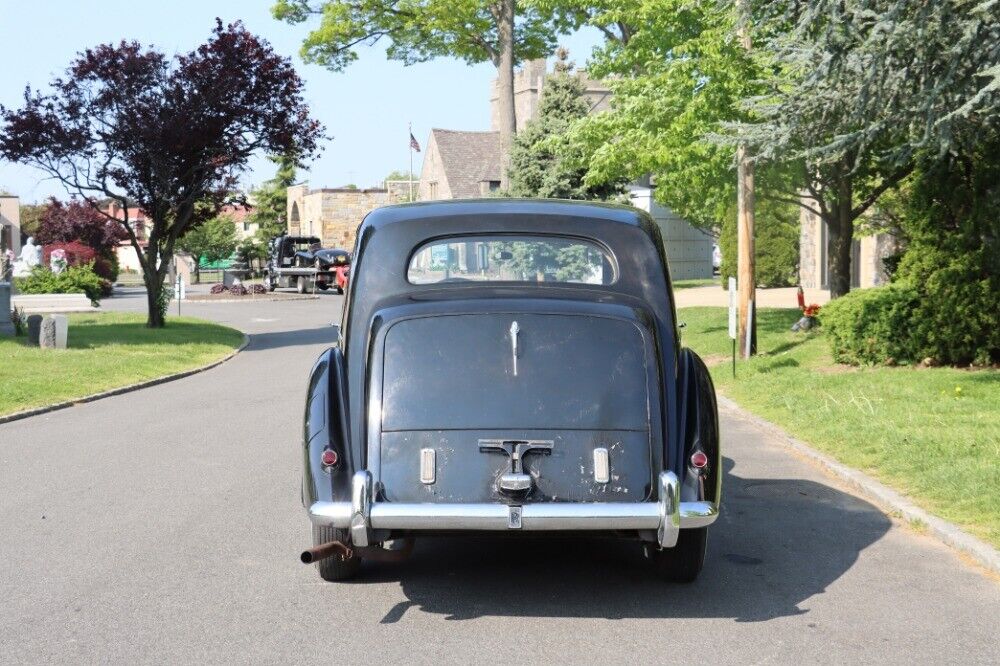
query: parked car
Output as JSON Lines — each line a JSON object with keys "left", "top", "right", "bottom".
{"left": 299, "top": 200, "right": 721, "bottom": 583}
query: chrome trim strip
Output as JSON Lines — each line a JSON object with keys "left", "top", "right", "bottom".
{"left": 309, "top": 498, "right": 718, "bottom": 532}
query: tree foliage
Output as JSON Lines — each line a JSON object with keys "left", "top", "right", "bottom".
{"left": 177, "top": 215, "right": 239, "bottom": 269}
{"left": 738, "top": 0, "right": 1000, "bottom": 296}
{"left": 0, "top": 21, "right": 322, "bottom": 326}
{"left": 34, "top": 197, "right": 127, "bottom": 255}
{"left": 251, "top": 154, "right": 298, "bottom": 241}
{"left": 274, "top": 0, "right": 578, "bottom": 187}
{"left": 508, "top": 51, "right": 625, "bottom": 199}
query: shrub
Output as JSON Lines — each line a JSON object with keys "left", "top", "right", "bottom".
{"left": 14, "top": 264, "right": 104, "bottom": 305}
{"left": 896, "top": 243, "right": 1000, "bottom": 366}
{"left": 821, "top": 284, "right": 920, "bottom": 365}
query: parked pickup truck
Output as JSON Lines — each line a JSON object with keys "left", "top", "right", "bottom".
{"left": 299, "top": 199, "right": 721, "bottom": 583}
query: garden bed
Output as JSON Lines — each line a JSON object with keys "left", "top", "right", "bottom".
{"left": 679, "top": 306, "right": 1000, "bottom": 548}
{"left": 0, "top": 313, "right": 243, "bottom": 417}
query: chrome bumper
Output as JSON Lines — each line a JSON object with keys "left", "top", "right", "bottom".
{"left": 308, "top": 471, "right": 718, "bottom": 549}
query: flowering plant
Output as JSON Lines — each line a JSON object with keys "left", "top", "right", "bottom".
{"left": 803, "top": 303, "right": 821, "bottom": 318}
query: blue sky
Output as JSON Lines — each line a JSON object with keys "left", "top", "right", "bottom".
{"left": 0, "top": 1, "right": 602, "bottom": 203}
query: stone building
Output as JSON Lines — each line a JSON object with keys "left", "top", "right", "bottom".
{"left": 418, "top": 129, "right": 503, "bottom": 201}
{"left": 0, "top": 194, "right": 21, "bottom": 258}
{"left": 799, "top": 203, "right": 898, "bottom": 289}
{"left": 286, "top": 185, "right": 400, "bottom": 249}
{"left": 488, "top": 59, "right": 611, "bottom": 132}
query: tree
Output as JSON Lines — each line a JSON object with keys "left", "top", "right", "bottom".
{"left": 557, "top": 0, "right": 798, "bottom": 279}
{"left": 740, "top": 0, "right": 1000, "bottom": 297}
{"left": 273, "top": 0, "right": 576, "bottom": 188}
{"left": 18, "top": 203, "right": 46, "bottom": 239}
{"left": 35, "top": 198, "right": 127, "bottom": 256}
{"left": 508, "top": 49, "right": 625, "bottom": 199}
{"left": 0, "top": 21, "right": 322, "bottom": 327}
{"left": 251, "top": 154, "right": 298, "bottom": 242}
{"left": 177, "top": 215, "right": 238, "bottom": 283}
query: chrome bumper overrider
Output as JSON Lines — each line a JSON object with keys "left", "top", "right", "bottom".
{"left": 309, "top": 471, "right": 718, "bottom": 548}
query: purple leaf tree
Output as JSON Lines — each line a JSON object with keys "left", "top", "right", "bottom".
{"left": 0, "top": 20, "right": 323, "bottom": 326}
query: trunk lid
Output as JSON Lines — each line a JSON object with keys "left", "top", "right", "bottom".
{"left": 377, "top": 313, "right": 654, "bottom": 503}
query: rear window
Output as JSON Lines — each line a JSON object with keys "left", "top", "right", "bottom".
{"left": 407, "top": 236, "right": 615, "bottom": 285}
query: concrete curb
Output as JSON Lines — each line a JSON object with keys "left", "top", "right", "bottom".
{"left": 0, "top": 334, "right": 250, "bottom": 426}
{"left": 180, "top": 295, "right": 320, "bottom": 304}
{"left": 717, "top": 394, "right": 1000, "bottom": 576}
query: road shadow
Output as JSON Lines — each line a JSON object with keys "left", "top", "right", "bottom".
{"left": 349, "top": 458, "right": 890, "bottom": 623}
{"left": 246, "top": 326, "right": 338, "bottom": 352}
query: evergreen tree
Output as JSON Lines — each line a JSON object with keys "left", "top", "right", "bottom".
{"left": 508, "top": 50, "right": 625, "bottom": 199}
{"left": 251, "top": 154, "right": 298, "bottom": 242}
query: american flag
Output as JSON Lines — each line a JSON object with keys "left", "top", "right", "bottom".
{"left": 409, "top": 132, "right": 421, "bottom": 152}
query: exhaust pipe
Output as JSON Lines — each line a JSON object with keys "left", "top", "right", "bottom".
{"left": 300, "top": 540, "right": 352, "bottom": 564}
{"left": 300, "top": 538, "right": 415, "bottom": 564}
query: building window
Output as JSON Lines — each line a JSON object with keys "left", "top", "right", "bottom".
{"left": 243, "top": 221, "right": 250, "bottom": 232}
{"left": 488, "top": 180, "right": 501, "bottom": 192}
{"left": 428, "top": 181, "right": 438, "bottom": 199}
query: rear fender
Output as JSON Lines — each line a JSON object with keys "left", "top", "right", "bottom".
{"left": 303, "top": 347, "right": 353, "bottom": 506}
{"left": 677, "top": 348, "right": 721, "bottom": 504}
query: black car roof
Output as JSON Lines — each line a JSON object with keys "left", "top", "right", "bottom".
{"left": 362, "top": 198, "right": 648, "bottom": 234}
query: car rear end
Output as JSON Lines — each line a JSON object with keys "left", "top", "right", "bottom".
{"left": 305, "top": 229, "right": 719, "bottom": 572}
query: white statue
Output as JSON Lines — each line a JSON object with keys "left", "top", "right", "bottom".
{"left": 12, "top": 237, "right": 42, "bottom": 277}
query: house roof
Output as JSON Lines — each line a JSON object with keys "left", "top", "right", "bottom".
{"left": 430, "top": 129, "right": 501, "bottom": 199}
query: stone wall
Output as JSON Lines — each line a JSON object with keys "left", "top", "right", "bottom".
{"left": 286, "top": 186, "right": 399, "bottom": 249}
{"left": 799, "top": 201, "right": 821, "bottom": 288}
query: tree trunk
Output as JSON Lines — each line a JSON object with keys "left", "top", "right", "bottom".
{"left": 143, "top": 269, "right": 166, "bottom": 328}
{"left": 826, "top": 173, "right": 854, "bottom": 299}
{"left": 496, "top": 0, "right": 516, "bottom": 190}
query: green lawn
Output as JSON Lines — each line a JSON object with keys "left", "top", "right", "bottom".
{"left": 0, "top": 313, "right": 244, "bottom": 417}
{"left": 679, "top": 306, "right": 1000, "bottom": 548}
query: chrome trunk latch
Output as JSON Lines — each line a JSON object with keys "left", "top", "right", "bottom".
{"left": 509, "top": 320, "right": 520, "bottom": 376}
{"left": 479, "top": 439, "right": 553, "bottom": 495}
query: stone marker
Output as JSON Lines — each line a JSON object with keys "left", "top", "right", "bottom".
{"left": 51, "top": 314, "right": 68, "bottom": 349}
{"left": 0, "top": 282, "right": 13, "bottom": 336}
{"left": 39, "top": 316, "right": 57, "bottom": 349}
{"left": 27, "top": 314, "right": 42, "bottom": 345}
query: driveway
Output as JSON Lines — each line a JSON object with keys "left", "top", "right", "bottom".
{"left": 1, "top": 293, "right": 997, "bottom": 664}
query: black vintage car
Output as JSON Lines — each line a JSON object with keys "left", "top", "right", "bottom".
{"left": 300, "top": 200, "right": 721, "bottom": 582}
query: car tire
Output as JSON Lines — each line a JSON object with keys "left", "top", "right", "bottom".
{"left": 312, "top": 524, "right": 361, "bottom": 582}
{"left": 296, "top": 276, "right": 306, "bottom": 294}
{"left": 649, "top": 527, "right": 707, "bottom": 583}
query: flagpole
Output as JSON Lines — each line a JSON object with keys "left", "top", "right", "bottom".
{"left": 408, "top": 122, "right": 414, "bottom": 201}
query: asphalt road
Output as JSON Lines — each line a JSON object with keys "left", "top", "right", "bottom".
{"left": 1, "top": 292, "right": 998, "bottom": 664}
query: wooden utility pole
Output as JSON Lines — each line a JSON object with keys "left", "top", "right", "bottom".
{"left": 736, "top": 0, "right": 756, "bottom": 358}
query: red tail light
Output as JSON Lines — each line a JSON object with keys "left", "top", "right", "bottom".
{"left": 321, "top": 449, "right": 338, "bottom": 467}
{"left": 690, "top": 451, "right": 708, "bottom": 469}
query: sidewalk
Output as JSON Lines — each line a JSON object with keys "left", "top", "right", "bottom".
{"left": 674, "top": 285, "right": 831, "bottom": 309}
